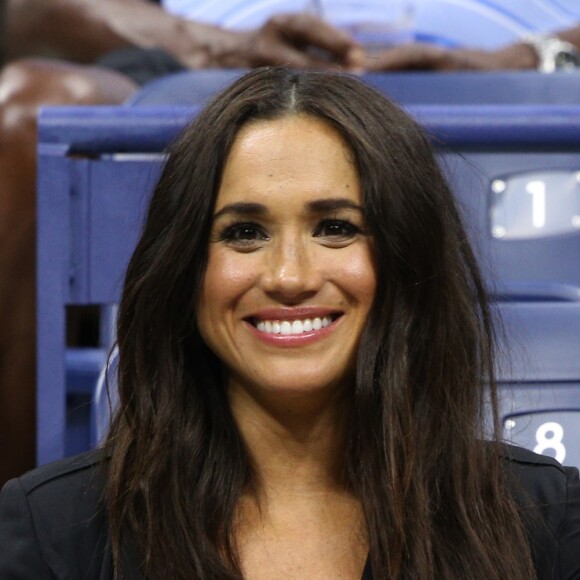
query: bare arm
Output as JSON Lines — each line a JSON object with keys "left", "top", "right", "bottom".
{"left": 365, "top": 24, "right": 580, "bottom": 72}
{"left": 5, "top": 0, "right": 363, "bottom": 70}
{"left": 5, "top": 0, "right": 244, "bottom": 66}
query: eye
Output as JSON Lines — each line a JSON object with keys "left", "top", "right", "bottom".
{"left": 313, "top": 219, "right": 362, "bottom": 244}
{"left": 218, "top": 222, "right": 269, "bottom": 249}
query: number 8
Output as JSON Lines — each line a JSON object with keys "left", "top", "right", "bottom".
{"left": 534, "top": 421, "right": 566, "bottom": 464}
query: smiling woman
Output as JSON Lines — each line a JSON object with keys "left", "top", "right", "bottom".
{"left": 1, "top": 68, "right": 580, "bottom": 579}
{"left": 198, "top": 116, "right": 376, "bottom": 406}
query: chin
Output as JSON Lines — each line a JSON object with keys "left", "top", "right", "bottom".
{"left": 235, "top": 371, "right": 354, "bottom": 403}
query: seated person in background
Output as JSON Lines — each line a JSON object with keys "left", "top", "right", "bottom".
{"left": 379, "top": 0, "right": 580, "bottom": 71}
{"left": 1, "top": 66, "right": 580, "bottom": 579}
{"left": 160, "top": 0, "right": 580, "bottom": 72}
{"left": 5, "top": 0, "right": 365, "bottom": 75}
{"left": 0, "top": 0, "right": 362, "bottom": 486}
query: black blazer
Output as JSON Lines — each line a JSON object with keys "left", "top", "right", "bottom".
{"left": 1, "top": 445, "right": 579, "bottom": 579}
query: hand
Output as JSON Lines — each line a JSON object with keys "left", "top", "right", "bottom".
{"left": 362, "top": 42, "right": 538, "bottom": 72}
{"left": 218, "top": 13, "right": 365, "bottom": 71}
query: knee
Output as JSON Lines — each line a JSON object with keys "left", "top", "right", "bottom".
{"left": 0, "top": 59, "right": 137, "bottom": 145}
{"left": 0, "top": 59, "right": 89, "bottom": 145}
{"left": 0, "top": 60, "right": 44, "bottom": 144}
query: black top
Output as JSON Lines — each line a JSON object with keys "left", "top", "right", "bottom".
{"left": 1, "top": 445, "right": 579, "bottom": 579}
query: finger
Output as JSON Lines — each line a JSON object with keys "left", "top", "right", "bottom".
{"left": 267, "top": 12, "right": 359, "bottom": 62}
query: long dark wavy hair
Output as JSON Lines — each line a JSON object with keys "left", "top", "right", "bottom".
{"left": 105, "top": 67, "right": 535, "bottom": 579}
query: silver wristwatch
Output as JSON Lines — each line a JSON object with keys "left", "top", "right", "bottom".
{"left": 522, "top": 33, "right": 579, "bottom": 73}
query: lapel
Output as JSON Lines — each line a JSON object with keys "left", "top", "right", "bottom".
{"left": 98, "top": 535, "right": 143, "bottom": 579}
{"left": 361, "top": 556, "right": 373, "bottom": 579}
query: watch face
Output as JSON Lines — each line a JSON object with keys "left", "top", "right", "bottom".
{"left": 555, "top": 50, "right": 579, "bottom": 70}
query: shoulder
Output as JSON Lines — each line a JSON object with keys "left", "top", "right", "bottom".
{"left": 500, "top": 444, "right": 580, "bottom": 577}
{"left": 0, "top": 449, "right": 112, "bottom": 579}
{"left": 13, "top": 448, "right": 108, "bottom": 525}
{"left": 499, "top": 443, "right": 577, "bottom": 520}
{"left": 500, "top": 443, "right": 574, "bottom": 493}
{"left": 502, "top": 445, "right": 578, "bottom": 503}
{"left": 17, "top": 448, "right": 107, "bottom": 493}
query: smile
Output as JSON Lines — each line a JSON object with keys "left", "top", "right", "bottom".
{"left": 254, "top": 316, "right": 335, "bottom": 335}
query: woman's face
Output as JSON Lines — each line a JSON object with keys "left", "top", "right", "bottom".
{"left": 197, "top": 115, "right": 376, "bottom": 404}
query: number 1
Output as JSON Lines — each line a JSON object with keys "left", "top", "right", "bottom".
{"left": 526, "top": 180, "right": 546, "bottom": 228}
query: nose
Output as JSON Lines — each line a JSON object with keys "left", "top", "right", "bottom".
{"left": 260, "top": 235, "right": 323, "bottom": 301}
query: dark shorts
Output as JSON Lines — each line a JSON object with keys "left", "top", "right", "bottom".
{"left": 96, "top": 47, "right": 187, "bottom": 86}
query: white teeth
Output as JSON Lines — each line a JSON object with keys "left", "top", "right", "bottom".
{"left": 254, "top": 316, "right": 334, "bottom": 335}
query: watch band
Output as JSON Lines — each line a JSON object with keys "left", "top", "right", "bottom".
{"left": 522, "top": 33, "right": 579, "bottom": 73}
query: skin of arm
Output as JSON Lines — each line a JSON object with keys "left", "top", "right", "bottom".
{"left": 5, "top": 0, "right": 364, "bottom": 70}
{"left": 365, "top": 24, "right": 580, "bottom": 72}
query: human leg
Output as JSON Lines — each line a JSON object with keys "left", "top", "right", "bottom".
{"left": 0, "top": 59, "right": 136, "bottom": 484}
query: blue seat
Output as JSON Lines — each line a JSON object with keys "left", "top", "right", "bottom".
{"left": 131, "top": 69, "right": 580, "bottom": 107}
{"left": 496, "top": 300, "right": 580, "bottom": 468}
{"left": 64, "top": 348, "right": 107, "bottom": 455}
{"left": 37, "top": 73, "right": 580, "bottom": 465}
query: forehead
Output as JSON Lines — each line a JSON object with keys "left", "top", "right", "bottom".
{"left": 215, "top": 115, "right": 361, "bottom": 210}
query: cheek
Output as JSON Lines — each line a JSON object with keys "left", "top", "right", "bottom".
{"left": 198, "top": 250, "right": 258, "bottom": 317}
{"left": 335, "top": 249, "right": 377, "bottom": 308}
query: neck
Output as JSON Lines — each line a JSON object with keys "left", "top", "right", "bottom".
{"left": 229, "top": 381, "right": 353, "bottom": 500}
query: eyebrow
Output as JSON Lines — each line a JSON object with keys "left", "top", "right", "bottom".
{"left": 213, "top": 202, "right": 268, "bottom": 220}
{"left": 307, "top": 198, "right": 363, "bottom": 213}
{"left": 213, "top": 198, "right": 363, "bottom": 219}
